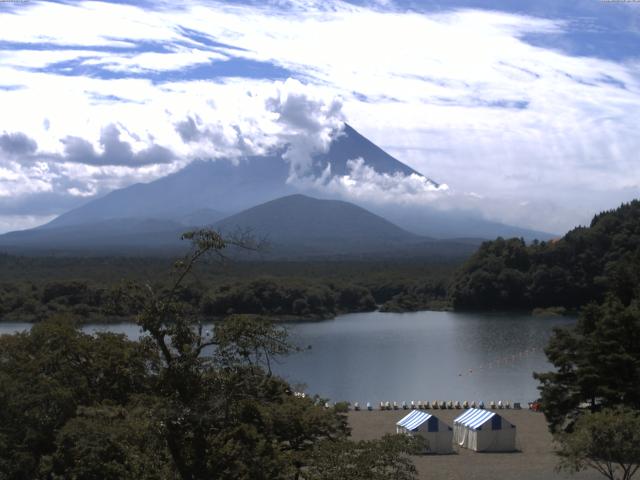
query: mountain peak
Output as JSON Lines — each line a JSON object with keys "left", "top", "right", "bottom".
{"left": 314, "top": 123, "right": 435, "bottom": 182}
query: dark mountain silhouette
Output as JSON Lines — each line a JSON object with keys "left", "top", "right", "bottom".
{"left": 215, "top": 194, "right": 417, "bottom": 253}
{"left": 214, "top": 194, "right": 479, "bottom": 258}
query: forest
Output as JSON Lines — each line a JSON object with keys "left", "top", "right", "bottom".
{"left": 449, "top": 200, "right": 640, "bottom": 312}
{"left": 0, "top": 256, "right": 454, "bottom": 323}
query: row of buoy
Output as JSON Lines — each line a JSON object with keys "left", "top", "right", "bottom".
{"left": 350, "top": 400, "right": 522, "bottom": 411}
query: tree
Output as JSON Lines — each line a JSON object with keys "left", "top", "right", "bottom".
{"left": 556, "top": 407, "right": 640, "bottom": 480}
{"left": 42, "top": 404, "right": 174, "bottom": 480}
{"left": 534, "top": 297, "right": 640, "bottom": 432}
{"left": 124, "top": 230, "right": 350, "bottom": 480}
{"left": 0, "top": 317, "right": 156, "bottom": 479}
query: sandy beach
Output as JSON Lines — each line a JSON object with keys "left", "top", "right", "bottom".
{"left": 348, "top": 409, "right": 601, "bottom": 480}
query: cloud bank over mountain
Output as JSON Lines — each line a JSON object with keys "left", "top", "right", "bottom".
{"left": 0, "top": 0, "right": 638, "bottom": 233}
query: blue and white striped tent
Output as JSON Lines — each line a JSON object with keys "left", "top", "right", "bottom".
{"left": 396, "top": 410, "right": 453, "bottom": 454}
{"left": 453, "top": 408, "right": 516, "bottom": 452}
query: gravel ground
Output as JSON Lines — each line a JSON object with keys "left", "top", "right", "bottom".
{"left": 348, "top": 409, "right": 601, "bottom": 480}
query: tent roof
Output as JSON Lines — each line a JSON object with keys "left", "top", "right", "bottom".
{"left": 396, "top": 410, "right": 433, "bottom": 431}
{"left": 454, "top": 409, "right": 499, "bottom": 430}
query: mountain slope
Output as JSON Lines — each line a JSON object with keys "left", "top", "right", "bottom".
{"left": 214, "top": 194, "right": 478, "bottom": 259}
{"left": 0, "top": 195, "right": 479, "bottom": 258}
{"left": 368, "top": 204, "right": 555, "bottom": 241}
{"left": 42, "top": 154, "right": 293, "bottom": 229}
{"left": 214, "top": 194, "right": 419, "bottom": 253}
{"left": 9, "top": 123, "right": 551, "bottom": 245}
{"left": 0, "top": 218, "right": 186, "bottom": 254}
{"left": 313, "top": 124, "right": 432, "bottom": 180}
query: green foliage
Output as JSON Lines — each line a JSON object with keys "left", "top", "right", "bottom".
{"left": 535, "top": 298, "right": 640, "bottom": 432}
{"left": 0, "top": 257, "right": 459, "bottom": 323}
{"left": 200, "top": 278, "right": 376, "bottom": 319}
{"left": 450, "top": 200, "right": 640, "bottom": 311}
{"left": 555, "top": 407, "right": 640, "bottom": 480}
{"left": 0, "top": 317, "right": 155, "bottom": 479}
{"left": 43, "top": 403, "right": 174, "bottom": 480}
{"left": 378, "top": 279, "right": 449, "bottom": 312}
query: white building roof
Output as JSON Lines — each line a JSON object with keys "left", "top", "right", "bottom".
{"left": 396, "top": 410, "right": 432, "bottom": 431}
{"left": 454, "top": 408, "right": 498, "bottom": 430}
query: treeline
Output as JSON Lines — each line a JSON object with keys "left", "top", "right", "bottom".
{"left": 449, "top": 200, "right": 640, "bottom": 311}
{"left": 0, "top": 270, "right": 453, "bottom": 323}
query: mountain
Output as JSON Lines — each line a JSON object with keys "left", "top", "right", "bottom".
{"left": 312, "top": 124, "right": 430, "bottom": 179}
{"left": 0, "top": 194, "right": 479, "bottom": 258}
{"left": 0, "top": 218, "right": 186, "bottom": 255}
{"left": 3, "top": 123, "right": 552, "bottom": 254}
{"left": 368, "top": 204, "right": 554, "bottom": 240}
{"left": 42, "top": 154, "right": 293, "bottom": 229}
{"left": 214, "top": 194, "right": 419, "bottom": 255}
{"left": 214, "top": 194, "right": 479, "bottom": 259}
{"left": 43, "top": 124, "right": 436, "bottom": 231}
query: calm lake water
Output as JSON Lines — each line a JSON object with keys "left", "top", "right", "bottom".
{"left": 0, "top": 311, "right": 575, "bottom": 405}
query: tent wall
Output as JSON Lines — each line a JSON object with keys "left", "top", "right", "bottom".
{"left": 453, "top": 412, "right": 516, "bottom": 452}
{"left": 396, "top": 412, "right": 453, "bottom": 454}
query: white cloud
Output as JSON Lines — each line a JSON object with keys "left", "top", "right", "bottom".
{"left": 299, "top": 157, "right": 447, "bottom": 204}
{"left": 266, "top": 78, "right": 345, "bottom": 177}
{"left": 0, "top": 0, "right": 638, "bottom": 233}
{"left": 83, "top": 48, "right": 229, "bottom": 73}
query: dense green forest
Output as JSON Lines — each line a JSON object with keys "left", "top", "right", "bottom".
{"left": 0, "top": 255, "right": 455, "bottom": 323}
{"left": 449, "top": 200, "right": 640, "bottom": 311}
{"left": 529, "top": 204, "right": 640, "bottom": 479}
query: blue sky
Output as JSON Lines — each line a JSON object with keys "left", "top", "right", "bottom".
{"left": 0, "top": 0, "right": 638, "bottom": 233}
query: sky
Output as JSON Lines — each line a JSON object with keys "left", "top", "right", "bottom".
{"left": 0, "top": 0, "right": 639, "bottom": 234}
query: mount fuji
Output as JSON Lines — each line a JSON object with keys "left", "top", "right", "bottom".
{"left": 0, "top": 124, "right": 552, "bottom": 256}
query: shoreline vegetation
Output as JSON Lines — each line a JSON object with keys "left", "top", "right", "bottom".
{"left": 0, "top": 256, "right": 456, "bottom": 324}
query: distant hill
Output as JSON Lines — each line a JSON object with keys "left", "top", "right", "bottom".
{"left": 214, "top": 194, "right": 479, "bottom": 259}
{"left": 214, "top": 194, "right": 418, "bottom": 255}
{"left": 369, "top": 204, "right": 554, "bottom": 241}
{"left": 449, "top": 200, "right": 640, "bottom": 310}
{"left": 0, "top": 194, "right": 479, "bottom": 259}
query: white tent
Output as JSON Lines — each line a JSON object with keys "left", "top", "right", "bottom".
{"left": 453, "top": 408, "right": 516, "bottom": 452}
{"left": 396, "top": 410, "right": 453, "bottom": 454}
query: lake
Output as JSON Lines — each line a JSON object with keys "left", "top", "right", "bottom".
{"left": 0, "top": 310, "right": 574, "bottom": 405}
